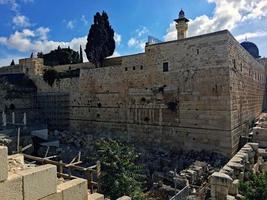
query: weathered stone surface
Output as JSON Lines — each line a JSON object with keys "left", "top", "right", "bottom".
{"left": 88, "top": 193, "right": 105, "bottom": 200}
{"left": 0, "top": 173, "right": 23, "bottom": 200}
{"left": 117, "top": 196, "right": 131, "bottom": 200}
{"left": 40, "top": 191, "right": 62, "bottom": 200}
{"left": 58, "top": 178, "right": 88, "bottom": 200}
{"left": 0, "top": 146, "right": 8, "bottom": 182}
{"left": 15, "top": 164, "right": 57, "bottom": 200}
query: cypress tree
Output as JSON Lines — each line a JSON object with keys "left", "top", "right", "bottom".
{"left": 10, "top": 60, "right": 15, "bottom": 66}
{"left": 85, "top": 11, "right": 115, "bottom": 67}
{"left": 80, "top": 45, "right": 83, "bottom": 63}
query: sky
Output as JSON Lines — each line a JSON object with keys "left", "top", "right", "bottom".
{"left": 0, "top": 0, "right": 267, "bottom": 66}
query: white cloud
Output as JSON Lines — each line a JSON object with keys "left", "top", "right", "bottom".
{"left": 12, "top": 15, "right": 30, "bottom": 27}
{"left": 36, "top": 27, "right": 50, "bottom": 40}
{"left": 164, "top": 0, "right": 267, "bottom": 41}
{"left": 0, "top": 55, "right": 22, "bottom": 67}
{"left": 127, "top": 26, "right": 149, "bottom": 51}
{"left": 81, "top": 15, "right": 88, "bottom": 26}
{"left": 136, "top": 26, "right": 149, "bottom": 37}
{"left": 67, "top": 20, "right": 75, "bottom": 29}
{"left": 114, "top": 32, "right": 122, "bottom": 46}
{"left": 128, "top": 37, "right": 146, "bottom": 49}
{"left": 235, "top": 31, "right": 267, "bottom": 41}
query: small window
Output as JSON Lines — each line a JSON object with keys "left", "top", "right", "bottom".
{"left": 140, "top": 65, "right": 143, "bottom": 70}
{"left": 196, "top": 49, "right": 199, "bottom": 55}
{"left": 125, "top": 67, "right": 128, "bottom": 71}
{"left": 163, "top": 62, "right": 169, "bottom": 72}
{"left": 133, "top": 66, "right": 135, "bottom": 70}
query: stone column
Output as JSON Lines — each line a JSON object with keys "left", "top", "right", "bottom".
{"left": 12, "top": 112, "right": 15, "bottom": 124}
{"left": 210, "top": 172, "right": 233, "bottom": 200}
{"left": 23, "top": 112, "right": 27, "bottom": 126}
{"left": 2, "top": 111, "right": 6, "bottom": 127}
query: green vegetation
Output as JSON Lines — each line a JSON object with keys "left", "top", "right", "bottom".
{"left": 95, "top": 139, "right": 146, "bottom": 200}
{"left": 43, "top": 68, "right": 58, "bottom": 87}
{"left": 38, "top": 46, "right": 81, "bottom": 66}
{"left": 85, "top": 11, "right": 115, "bottom": 67}
{"left": 239, "top": 172, "right": 267, "bottom": 200}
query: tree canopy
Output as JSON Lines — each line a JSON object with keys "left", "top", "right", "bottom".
{"left": 38, "top": 46, "right": 81, "bottom": 66}
{"left": 239, "top": 172, "right": 267, "bottom": 200}
{"left": 43, "top": 68, "right": 58, "bottom": 87}
{"left": 95, "top": 139, "right": 146, "bottom": 200}
{"left": 85, "top": 11, "right": 115, "bottom": 67}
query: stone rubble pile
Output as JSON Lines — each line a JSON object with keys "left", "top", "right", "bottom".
{"left": 210, "top": 142, "right": 265, "bottom": 200}
{"left": 0, "top": 145, "right": 131, "bottom": 200}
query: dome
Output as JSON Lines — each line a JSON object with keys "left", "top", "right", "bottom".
{"left": 240, "top": 41, "right": 260, "bottom": 59}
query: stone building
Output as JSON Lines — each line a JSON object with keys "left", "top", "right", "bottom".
{"left": 0, "top": 10, "right": 266, "bottom": 156}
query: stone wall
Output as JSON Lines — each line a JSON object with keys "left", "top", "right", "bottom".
{"left": 66, "top": 30, "right": 265, "bottom": 156}
{"left": 0, "top": 30, "right": 265, "bottom": 157}
{"left": 228, "top": 36, "right": 265, "bottom": 154}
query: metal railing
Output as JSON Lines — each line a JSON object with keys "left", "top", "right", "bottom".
{"left": 170, "top": 185, "right": 190, "bottom": 200}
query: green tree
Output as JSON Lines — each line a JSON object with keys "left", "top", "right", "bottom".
{"left": 85, "top": 11, "right": 115, "bottom": 67}
{"left": 43, "top": 69, "right": 58, "bottom": 87}
{"left": 38, "top": 46, "right": 80, "bottom": 66}
{"left": 10, "top": 59, "right": 15, "bottom": 66}
{"left": 239, "top": 173, "right": 267, "bottom": 200}
{"left": 95, "top": 139, "right": 146, "bottom": 200}
{"left": 80, "top": 45, "right": 83, "bottom": 63}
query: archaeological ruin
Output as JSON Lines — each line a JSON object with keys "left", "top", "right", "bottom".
{"left": 1, "top": 9, "right": 267, "bottom": 200}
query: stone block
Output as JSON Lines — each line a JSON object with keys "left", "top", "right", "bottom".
{"left": 40, "top": 191, "right": 62, "bottom": 200}
{"left": 88, "top": 193, "right": 105, "bottom": 200}
{"left": 117, "top": 196, "right": 131, "bottom": 200}
{"left": 58, "top": 178, "right": 88, "bottom": 200}
{"left": 0, "top": 173, "right": 23, "bottom": 200}
{"left": 15, "top": 164, "right": 57, "bottom": 200}
{"left": 229, "top": 179, "right": 239, "bottom": 196}
{"left": 8, "top": 154, "right": 24, "bottom": 165}
{"left": 0, "top": 146, "right": 8, "bottom": 182}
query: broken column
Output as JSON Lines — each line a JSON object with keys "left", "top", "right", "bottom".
{"left": 210, "top": 172, "right": 233, "bottom": 200}
{"left": 23, "top": 112, "right": 27, "bottom": 126}
{"left": 0, "top": 146, "right": 8, "bottom": 182}
{"left": 2, "top": 111, "right": 6, "bottom": 127}
{"left": 12, "top": 112, "right": 15, "bottom": 124}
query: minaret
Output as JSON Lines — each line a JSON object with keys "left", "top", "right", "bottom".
{"left": 174, "top": 9, "right": 189, "bottom": 40}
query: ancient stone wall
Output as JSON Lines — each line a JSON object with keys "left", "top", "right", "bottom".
{"left": 70, "top": 31, "right": 236, "bottom": 155}
{"left": 228, "top": 36, "right": 265, "bottom": 154}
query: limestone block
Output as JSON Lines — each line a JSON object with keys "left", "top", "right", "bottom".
{"left": 229, "top": 179, "right": 239, "bottom": 196}
{"left": 58, "top": 178, "right": 88, "bottom": 200}
{"left": 88, "top": 193, "right": 105, "bottom": 200}
{"left": 247, "top": 143, "right": 259, "bottom": 151}
{"left": 40, "top": 191, "right": 62, "bottom": 200}
{"left": 0, "top": 173, "right": 23, "bottom": 200}
{"left": 227, "top": 195, "right": 236, "bottom": 200}
{"left": 0, "top": 146, "right": 8, "bottom": 182}
{"left": 117, "top": 196, "right": 131, "bottom": 200}
{"left": 8, "top": 154, "right": 24, "bottom": 165}
{"left": 15, "top": 164, "right": 57, "bottom": 200}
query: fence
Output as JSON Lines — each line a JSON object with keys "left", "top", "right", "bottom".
{"left": 170, "top": 185, "right": 190, "bottom": 200}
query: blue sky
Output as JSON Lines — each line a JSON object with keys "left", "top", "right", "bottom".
{"left": 0, "top": 0, "right": 267, "bottom": 66}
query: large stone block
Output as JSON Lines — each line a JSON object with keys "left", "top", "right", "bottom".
{"left": 40, "top": 191, "right": 62, "bottom": 200}
{"left": 58, "top": 178, "right": 88, "bottom": 200}
{"left": 117, "top": 196, "right": 131, "bottom": 200}
{"left": 0, "top": 146, "right": 8, "bottom": 182}
{"left": 0, "top": 173, "right": 23, "bottom": 200}
{"left": 15, "top": 164, "right": 57, "bottom": 200}
{"left": 88, "top": 193, "right": 105, "bottom": 200}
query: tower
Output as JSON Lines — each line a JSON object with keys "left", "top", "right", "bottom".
{"left": 174, "top": 9, "right": 189, "bottom": 40}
